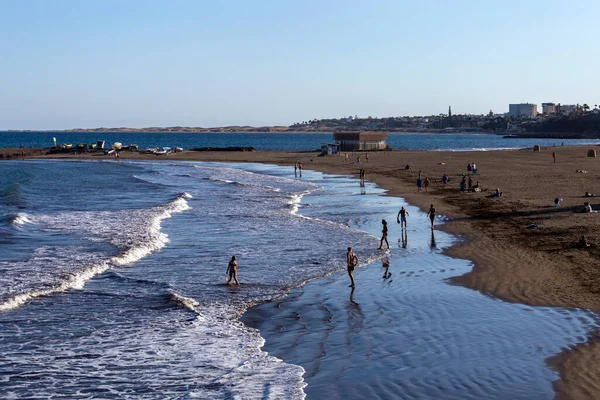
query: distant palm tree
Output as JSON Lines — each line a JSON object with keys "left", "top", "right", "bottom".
{"left": 583, "top": 104, "right": 590, "bottom": 112}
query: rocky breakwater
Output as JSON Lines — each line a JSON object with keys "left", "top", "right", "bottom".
{"left": 0, "top": 147, "right": 50, "bottom": 159}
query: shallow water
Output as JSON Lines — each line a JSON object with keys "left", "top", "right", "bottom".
{"left": 0, "top": 159, "right": 598, "bottom": 399}
{"left": 243, "top": 172, "right": 600, "bottom": 399}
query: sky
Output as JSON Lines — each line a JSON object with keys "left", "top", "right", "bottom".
{"left": 1, "top": 0, "right": 599, "bottom": 129}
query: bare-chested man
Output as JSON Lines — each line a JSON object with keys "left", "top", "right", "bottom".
{"left": 346, "top": 247, "right": 358, "bottom": 287}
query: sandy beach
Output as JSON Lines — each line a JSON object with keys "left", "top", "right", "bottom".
{"left": 8, "top": 144, "right": 600, "bottom": 398}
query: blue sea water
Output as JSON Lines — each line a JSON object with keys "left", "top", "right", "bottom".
{"left": 1, "top": 131, "right": 599, "bottom": 151}
{"left": 0, "top": 159, "right": 598, "bottom": 398}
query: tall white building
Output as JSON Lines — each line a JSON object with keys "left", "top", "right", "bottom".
{"left": 508, "top": 103, "right": 538, "bottom": 117}
{"left": 542, "top": 103, "right": 557, "bottom": 115}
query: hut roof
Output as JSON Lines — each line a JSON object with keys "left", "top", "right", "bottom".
{"left": 333, "top": 131, "right": 388, "bottom": 141}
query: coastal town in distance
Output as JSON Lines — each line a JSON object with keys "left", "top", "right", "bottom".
{"left": 8, "top": 102, "right": 600, "bottom": 139}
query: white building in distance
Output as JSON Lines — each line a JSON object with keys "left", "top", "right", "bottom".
{"left": 542, "top": 103, "right": 557, "bottom": 115}
{"left": 557, "top": 104, "right": 577, "bottom": 115}
{"left": 508, "top": 103, "right": 538, "bottom": 117}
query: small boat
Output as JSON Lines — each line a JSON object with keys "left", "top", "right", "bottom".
{"left": 112, "top": 142, "right": 123, "bottom": 150}
{"left": 153, "top": 147, "right": 171, "bottom": 155}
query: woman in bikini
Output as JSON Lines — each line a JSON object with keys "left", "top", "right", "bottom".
{"left": 226, "top": 256, "right": 239, "bottom": 285}
{"left": 378, "top": 219, "right": 389, "bottom": 249}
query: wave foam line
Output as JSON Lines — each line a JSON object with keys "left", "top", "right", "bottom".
{"left": 0, "top": 193, "right": 192, "bottom": 313}
{"left": 11, "top": 212, "right": 33, "bottom": 226}
{"left": 0, "top": 261, "right": 110, "bottom": 312}
{"left": 167, "top": 292, "right": 201, "bottom": 313}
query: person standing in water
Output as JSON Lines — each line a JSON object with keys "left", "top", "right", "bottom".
{"left": 397, "top": 206, "right": 409, "bottom": 229}
{"left": 347, "top": 247, "right": 358, "bottom": 287}
{"left": 378, "top": 219, "right": 389, "bottom": 249}
{"left": 427, "top": 204, "right": 436, "bottom": 229}
{"left": 226, "top": 256, "right": 239, "bottom": 285}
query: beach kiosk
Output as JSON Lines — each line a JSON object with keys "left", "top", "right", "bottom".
{"left": 333, "top": 131, "right": 388, "bottom": 152}
{"left": 320, "top": 143, "right": 340, "bottom": 156}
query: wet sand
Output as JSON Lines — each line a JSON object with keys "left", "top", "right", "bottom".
{"left": 14, "top": 144, "right": 600, "bottom": 397}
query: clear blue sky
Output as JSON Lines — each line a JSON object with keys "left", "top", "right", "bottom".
{"left": 1, "top": 0, "right": 599, "bottom": 129}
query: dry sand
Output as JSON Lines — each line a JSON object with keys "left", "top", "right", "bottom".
{"left": 8, "top": 144, "right": 600, "bottom": 398}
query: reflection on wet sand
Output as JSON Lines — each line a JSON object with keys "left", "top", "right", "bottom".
{"left": 430, "top": 230, "right": 436, "bottom": 249}
{"left": 401, "top": 229, "right": 408, "bottom": 249}
{"left": 382, "top": 256, "right": 391, "bottom": 279}
{"left": 346, "top": 286, "right": 365, "bottom": 352}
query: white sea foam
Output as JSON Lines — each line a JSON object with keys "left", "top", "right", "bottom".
{"left": 0, "top": 260, "right": 110, "bottom": 312}
{"left": 12, "top": 212, "right": 32, "bottom": 226}
{"left": 168, "top": 292, "right": 200, "bottom": 312}
{"left": 0, "top": 194, "right": 191, "bottom": 312}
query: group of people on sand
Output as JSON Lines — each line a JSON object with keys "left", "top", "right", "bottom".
{"left": 348, "top": 204, "right": 436, "bottom": 287}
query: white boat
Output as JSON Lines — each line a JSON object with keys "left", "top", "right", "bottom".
{"left": 112, "top": 142, "right": 123, "bottom": 150}
{"left": 153, "top": 147, "right": 171, "bottom": 155}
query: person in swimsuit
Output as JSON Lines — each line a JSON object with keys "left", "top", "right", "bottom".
{"left": 378, "top": 219, "right": 389, "bottom": 249}
{"left": 397, "top": 206, "right": 409, "bottom": 229}
{"left": 417, "top": 177, "right": 423, "bottom": 192}
{"left": 424, "top": 177, "right": 430, "bottom": 192}
{"left": 347, "top": 247, "right": 358, "bottom": 287}
{"left": 427, "top": 204, "right": 436, "bottom": 229}
{"left": 226, "top": 256, "right": 239, "bottom": 285}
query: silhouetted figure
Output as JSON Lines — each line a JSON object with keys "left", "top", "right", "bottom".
{"left": 347, "top": 247, "right": 358, "bottom": 287}
{"left": 397, "top": 206, "right": 409, "bottom": 229}
{"left": 427, "top": 204, "right": 436, "bottom": 229}
{"left": 378, "top": 219, "right": 389, "bottom": 249}
{"left": 226, "top": 256, "right": 239, "bottom": 285}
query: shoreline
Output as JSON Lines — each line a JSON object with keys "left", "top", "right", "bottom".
{"left": 6, "top": 145, "right": 600, "bottom": 398}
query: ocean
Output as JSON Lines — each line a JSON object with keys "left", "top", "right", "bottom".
{"left": 1, "top": 131, "right": 599, "bottom": 151}
{"left": 1, "top": 158, "right": 598, "bottom": 399}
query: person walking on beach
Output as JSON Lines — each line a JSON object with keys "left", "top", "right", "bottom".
{"left": 427, "top": 204, "right": 436, "bottom": 229}
{"left": 442, "top": 174, "right": 448, "bottom": 188}
{"left": 299, "top": 163, "right": 303, "bottom": 177}
{"left": 397, "top": 206, "right": 409, "bottom": 229}
{"left": 378, "top": 219, "right": 390, "bottom": 250}
{"left": 294, "top": 163, "right": 298, "bottom": 177}
{"left": 347, "top": 247, "right": 358, "bottom": 287}
{"left": 553, "top": 151, "right": 556, "bottom": 163}
{"left": 417, "top": 176, "right": 423, "bottom": 192}
{"left": 365, "top": 153, "right": 369, "bottom": 163}
{"left": 226, "top": 256, "right": 239, "bottom": 285}
{"left": 424, "top": 177, "right": 430, "bottom": 192}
